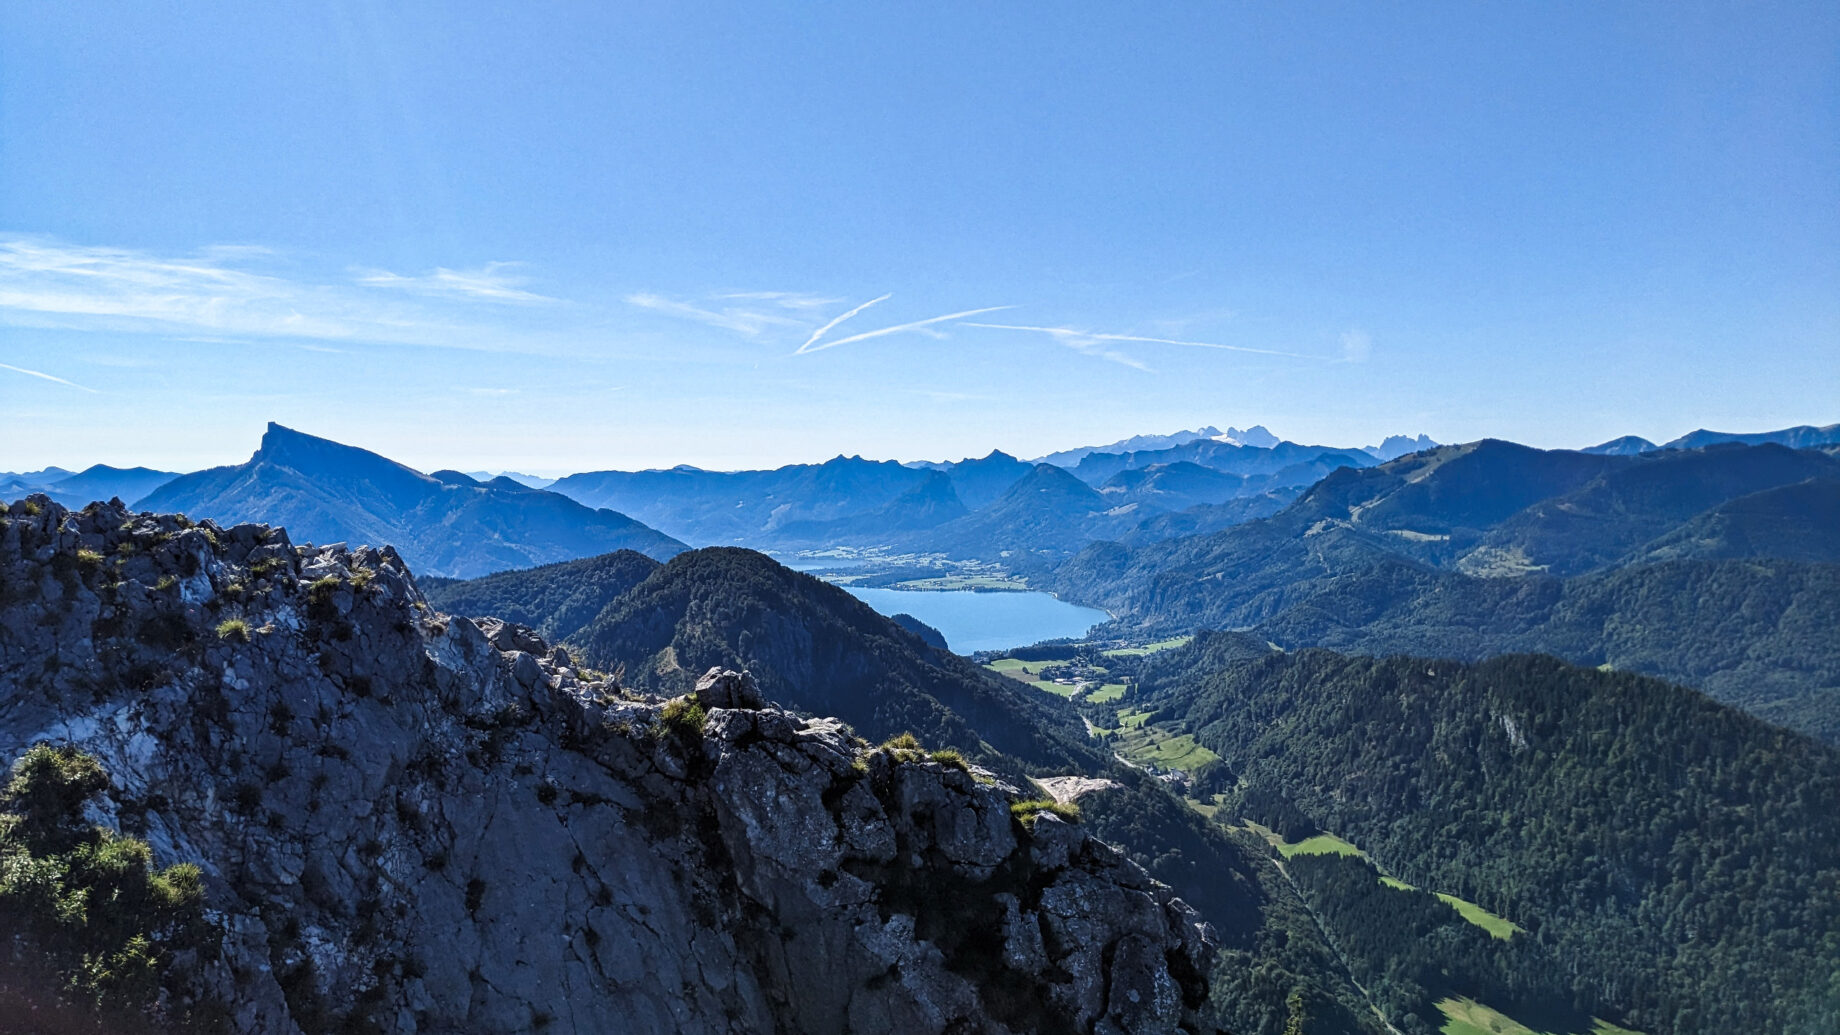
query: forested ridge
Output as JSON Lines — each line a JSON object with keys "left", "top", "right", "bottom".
{"left": 419, "top": 548, "right": 661, "bottom": 643}
{"left": 1138, "top": 640, "right": 1840, "bottom": 1034}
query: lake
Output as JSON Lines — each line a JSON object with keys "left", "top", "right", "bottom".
{"left": 843, "top": 587, "right": 1109, "bottom": 654}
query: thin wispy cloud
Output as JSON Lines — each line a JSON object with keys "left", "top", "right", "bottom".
{"left": 796, "top": 293, "right": 891, "bottom": 353}
{"left": 354, "top": 262, "right": 555, "bottom": 304}
{"left": 798, "top": 306, "right": 1016, "bottom": 354}
{"left": 0, "top": 235, "right": 565, "bottom": 353}
{"left": 634, "top": 290, "right": 1012, "bottom": 357}
{"left": 965, "top": 323, "right": 1317, "bottom": 360}
{"left": 0, "top": 361, "right": 98, "bottom": 393}
{"left": 718, "top": 291, "right": 842, "bottom": 311}
{"left": 625, "top": 292, "right": 810, "bottom": 337}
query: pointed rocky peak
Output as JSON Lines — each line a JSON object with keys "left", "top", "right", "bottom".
{"left": 254, "top": 422, "right": 435, "bottom": 492}
{"left": 1215, "top": 425, "right": 1281, "bottom": 449}
{"left": 1362, "top": 433, "right": 1441, "bottom": 461}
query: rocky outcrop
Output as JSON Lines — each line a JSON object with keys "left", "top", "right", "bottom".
{"left": 0, "top": 495, "right": 1217, "bottom": 1034}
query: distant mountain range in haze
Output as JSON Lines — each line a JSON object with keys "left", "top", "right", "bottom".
{"left": 1052, "top": 437, "right": 1840, "bottom": 741}
{"left": 135, "top": 423, "right": 686, "bottom": 578}
{"left": 4, "top": 419, "right": 1835, "bottom": 581}
{"left": 0, "top": 463, "right": 180, "bottom": 508}
{"left": 1583, "top": 422, "right": 1840, "bottom": 454}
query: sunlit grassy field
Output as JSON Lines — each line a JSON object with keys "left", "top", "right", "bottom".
{"left": 1102, "top": 635, "right": 1193, "bottom": 657}
{"left": 1437, "top": 997, "right": 1643, "bottom": 1035}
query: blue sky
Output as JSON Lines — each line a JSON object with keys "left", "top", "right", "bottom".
{"left": 2, "top": 2, "right": 1835, "bottom": 474}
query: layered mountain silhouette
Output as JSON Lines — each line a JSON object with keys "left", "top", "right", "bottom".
{"left": 0, "top": 463, "right": 179, "bottom": 508}
{"left": 549, "top": 455, "right": 946, "bottom": 546}
{"left": 1052, "top": 439, "right": 1840, "bottom": 741}
{"left": 137, "top": 423, "right": 685, "bottom": 578}
{"left": 1585, "top": 422, "right": 1840, "bottom": 454}
{"left": 545, "top": 429, "right": 1434, "bottom": 558}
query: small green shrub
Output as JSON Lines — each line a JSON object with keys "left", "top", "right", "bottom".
{"left": 350, "top": 566, "right": 376, "bottom": 591}
{"left": 75, "top": 548, "right": 105, "bottom": 573}
{"left": 306, "top": 576, "right": 344, "bottom": 623}
{"left": 658, "top": 697, "right": 707, "bottom": 737}
{"left": 929, "top": 748, "right": 970, "bottom": 772}
{"left": 1010, "top": 798, "right": 1081, "bottom": 828}
{"left": 20, "top": 499, "right": 42, "bottom": 516}
{"left": 154, "top": 575, "right": 176, "bottom": 592}
{"left": 0, "top": 745, "right": 205, "bottom": 1013}
{"left": 878, "top": 732, "right": 926, "bottom": 763}
{"left": 215, "top": 618, "right": 251, "bottom": 643}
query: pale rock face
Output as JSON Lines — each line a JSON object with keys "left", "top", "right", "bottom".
{"left": 0, "top": 495, "right": 1217, "bottom": 1034}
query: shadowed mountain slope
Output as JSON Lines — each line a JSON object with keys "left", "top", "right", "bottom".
{"left": 419, "top": 549, "right": 663, "bottom": 643}
{"left": 564, "top": 547, "right": 1100, "bottom": 775}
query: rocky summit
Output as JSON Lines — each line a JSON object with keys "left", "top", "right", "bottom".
{"left": 0, "top": 494, "right": 1216, "bottom": 1034}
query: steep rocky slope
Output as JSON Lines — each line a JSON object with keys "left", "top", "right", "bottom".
{"left": 0, "top": 495, "right": 1216, "bottom": 1033}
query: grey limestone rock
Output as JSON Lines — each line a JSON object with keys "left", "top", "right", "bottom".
{"left": 0, "top": 495, "right": 1217, "bottom": 1033}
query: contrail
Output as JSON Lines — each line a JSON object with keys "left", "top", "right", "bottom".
{"left": 0, "top": 362, "right": 97, "bottom": 393}
{"left": 963, "top": 323, "right": 1320, "bottom": 359}
{"left": 801, "top": 305, "right": 1016, "bottom": 354}
{"left": 796, "top": 293, "right": 892, "bottom": 353}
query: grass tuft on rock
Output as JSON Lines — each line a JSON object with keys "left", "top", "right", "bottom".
{"left": 1010, "top": 798, "right": 1081, "bottom": 828}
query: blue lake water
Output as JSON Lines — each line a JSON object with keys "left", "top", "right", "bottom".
{"left": 843, "top": 588, "right": 1109, "bottom": 654}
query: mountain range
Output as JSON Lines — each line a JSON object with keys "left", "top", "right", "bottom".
{"left": 6, "top": 412, "right": 1839, "bottom": 1033}
{"left": 1583, "top": 421, "right": 1840, "bottom": 455}
{"left": 1050, "top": 438, "right": 1840, "bottom": 741}
{"left": 136, "top": 423, "right": 686, "bottom": 578}
{"left": 14, "top": 420, "right": 1830, "bottom": 581}
{"left": 423, "top": 531, "right": 1840, "bottom": 1034}
{"left": 0, "top": 463, "right": 180, "bottom": 508}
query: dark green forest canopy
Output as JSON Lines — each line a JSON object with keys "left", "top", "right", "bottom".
{"left": 419, "top": 548, "right": 661, "bottom": 644}
{"left": 1137, "top": 641, "right": 1840, "bottom": 1035}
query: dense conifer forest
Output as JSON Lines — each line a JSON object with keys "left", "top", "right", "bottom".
{"left": 1136, "top": 640, "right": 1840, "bottom": 1034}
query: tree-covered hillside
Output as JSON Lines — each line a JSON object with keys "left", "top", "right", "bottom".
{"left": 1136, "top": 641, "right": 1840, "bottom": 1035}
{"left": 419, "top": 549, "right": 661, "bottom": 643}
